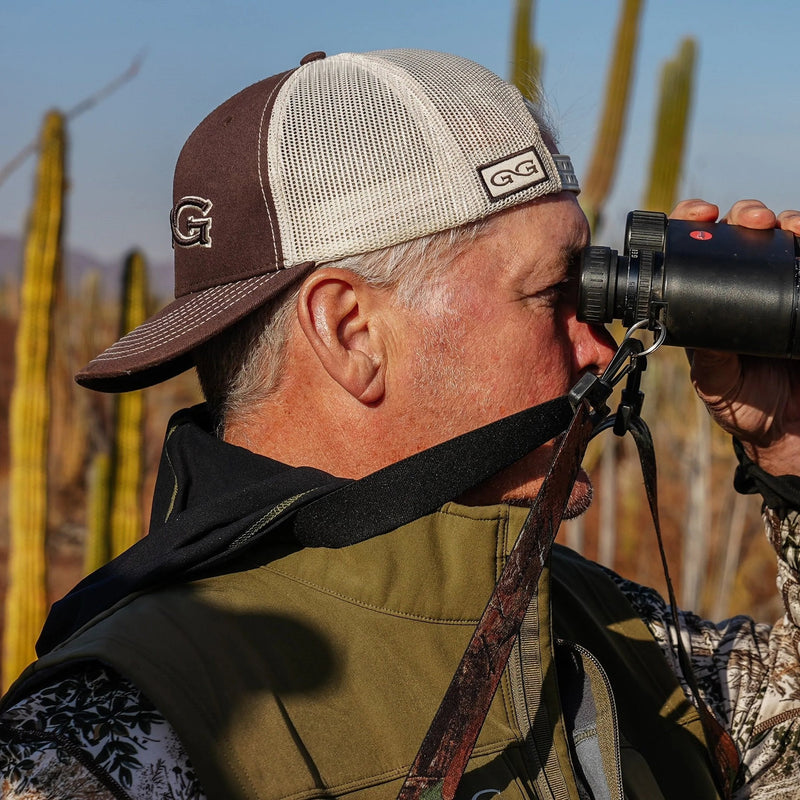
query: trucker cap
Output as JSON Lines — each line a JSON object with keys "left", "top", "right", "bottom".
{"left": 76, "top": 48, "right": 580, "bottom": 392}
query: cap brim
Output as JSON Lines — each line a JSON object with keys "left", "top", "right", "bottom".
{"left": 76, "top": 263, "right": 315, "bottom": 393}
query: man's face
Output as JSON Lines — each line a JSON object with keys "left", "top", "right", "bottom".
{"left": 390, "top": 192, "right": 616, "bottom": 509}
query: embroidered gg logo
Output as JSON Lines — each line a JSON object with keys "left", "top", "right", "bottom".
{"left": 489, "top": 159, "right": 540, "bottom": 186}
{"left": 478, "top": 148, "right": 548, "bottom": 201}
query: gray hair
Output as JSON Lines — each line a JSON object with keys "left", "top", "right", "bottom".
{"left": 193, "top": 216, "right": 497, "bottom": 431}
{"left": 195, "top": 100, "right": 558, "bottom": 432}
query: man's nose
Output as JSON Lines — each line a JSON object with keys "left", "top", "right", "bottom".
{"left": 570, "top": 316, "right": 617, "bottom": 378}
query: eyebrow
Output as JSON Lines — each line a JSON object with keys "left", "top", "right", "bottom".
{"left": 560, "top": 243, "right": 585, "bottom": 277}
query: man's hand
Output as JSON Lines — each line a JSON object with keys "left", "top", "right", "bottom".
{"left": 671, "top": 199, "right": 800, "bottom": 477}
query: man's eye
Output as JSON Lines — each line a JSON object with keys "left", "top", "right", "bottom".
{"left": 525, "top": 278, "right": 577, "bottom": 307}
{"left": 545, "top": 279, "right": 576, "bottom": 303}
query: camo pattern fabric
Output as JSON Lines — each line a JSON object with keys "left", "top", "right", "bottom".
{"left": 0, "top": 663, "right": 203, "bottom": 800}
{"left": 3, "top": 509, "right": 800, "bottom": 799}
{"left": 606, "top": 507, "right": 800, "bottom": 799}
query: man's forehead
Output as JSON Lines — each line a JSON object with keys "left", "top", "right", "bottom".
{"left": 489, "top": 196, "right": 589, "bottom": 280}
{"left": 496, "top": 194, "right": 589, "bottom": 249}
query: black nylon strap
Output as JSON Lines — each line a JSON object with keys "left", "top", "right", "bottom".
{"left": 629, "top": 417, "right": 739, "bottom": 799}
{"left": 732, "top": 437, "right": 800, "bottom": 513}
{"left": 294, "top": 395, "right": 574, "bottom": 547}
{"left": 35, "top": 398, "right": 573, "bottom": 656}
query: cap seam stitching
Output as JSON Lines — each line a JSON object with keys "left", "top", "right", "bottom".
{"left": 91, "top": 275, "right": 280, "bottom": 360}
{"left": 257, "top": 76, "right": 290, "bottom": 269}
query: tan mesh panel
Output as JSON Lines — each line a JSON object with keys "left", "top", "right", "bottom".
{"left": 269, "top": 50, "right": 563, "bottom": 267}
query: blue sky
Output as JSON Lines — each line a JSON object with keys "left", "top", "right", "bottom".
{"left": 2, "top": 0, "right": 799, "bottom": 280}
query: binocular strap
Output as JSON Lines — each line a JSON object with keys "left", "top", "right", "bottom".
{"left": 628, "top": 416, "right": 739, "bottom": 799}
{"left": 396, "top": 399, "right": 596, "bottom": 800}
{"left": 396, "top": 405, "right": 740, "bottom": 800}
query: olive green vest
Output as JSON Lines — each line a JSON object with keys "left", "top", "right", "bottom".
{"left": 8, "top": 503, "right": 721, "bottom": 800}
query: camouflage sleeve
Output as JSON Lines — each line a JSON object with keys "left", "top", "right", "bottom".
{"left": 0, "top": 663, "right": 206, "bottom": 800}
{"left": 0, "top": 725, "right": 121, "bottom": 800}
{"left": 606, "top": 507, "right": 800, "bottom": 798}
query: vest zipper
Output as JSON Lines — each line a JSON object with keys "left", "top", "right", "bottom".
{"left": 752, "top": 707, "right": 800, "bottom": 738}
{"left": 557, "top": 639, "right": 625, "bottom": 800}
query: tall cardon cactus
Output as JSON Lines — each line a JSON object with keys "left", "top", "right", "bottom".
{"left": 510, "top": 0, "right": 544, "bottom": 102}
{"left": 3, "top": 111, "right": 66, "bottom": 689}
{"left": 642, "top": 37, "right": 698, "bottom": 213}
{"left": 579, "top": 0, "right": 644, "bottom": 233}
{"left": 84, "top": 451, "right": 112, "bottom": 574}
{"left": 109, "top": 251, "right": 148, "bottom": 558}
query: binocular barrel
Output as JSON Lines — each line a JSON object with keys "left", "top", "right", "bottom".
{"left": 578, "top": 211, "right": 800, "bottom": 358}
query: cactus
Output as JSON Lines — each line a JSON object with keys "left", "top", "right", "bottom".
{"left": 642, "top": 37, "right": 698, "bottom": 213}
{"left": 510, "top": 0, "right": 544, "bottom": 103}
{"left": 579, "top": 0, "right": 644, "bottom": 233}
{"left": 108, "top": 251, "right": 148, "bottom": 558}
{"left": 85, "top": 451, "right": 112, "bottom": 573}
{"left": 3, "top": 111, "right": 66, "bottom": 689}
{"left": 49, "top": 270, "right": 89, "bottom": 518}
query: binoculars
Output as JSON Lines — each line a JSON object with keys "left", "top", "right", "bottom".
{"left": 578, "top": 210, "right": 800, "bottom": 358}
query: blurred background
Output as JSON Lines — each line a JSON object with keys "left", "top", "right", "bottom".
{"left": 3, "top": 0, "right": 799, "bottom": 267}
{"left": 1, "top": 0, "right": 798, "bottom": 687}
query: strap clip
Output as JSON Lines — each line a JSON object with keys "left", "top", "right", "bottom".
{"left": 568, "top": 336, "right": 644, "bottom": 419}
{"left": 613, "top": 350, "right": 646, "bottom": 435}
{"left": 571, "top": 318, "right": 666, "bottom": 432}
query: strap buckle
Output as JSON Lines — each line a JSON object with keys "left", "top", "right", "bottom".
{"left": 569, "top": 318, "right": 666, "bottom": 434}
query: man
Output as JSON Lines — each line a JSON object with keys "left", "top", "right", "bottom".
{"left": 2, "top": 48, "right": 800, "bottom": 800}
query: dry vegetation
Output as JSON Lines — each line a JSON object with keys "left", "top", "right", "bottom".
{"left": 0, "top": 278, "right": 202, "bottom": 644}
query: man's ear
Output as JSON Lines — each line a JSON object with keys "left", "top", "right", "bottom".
{"left": 296, "top": 267, "right": 387, "bottom": 404}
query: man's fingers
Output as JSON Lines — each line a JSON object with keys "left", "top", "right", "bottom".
{"left": 670, "top": 199, "right": 799, "bottom": 231}
{"left": 669, "top": 198, "right": 719, "bottom": 221}
{"left": 776, "top": 209, "right": 800, "bottom": 235}
{"left": 721, "top": 199, "right": 776, "bottom": 228}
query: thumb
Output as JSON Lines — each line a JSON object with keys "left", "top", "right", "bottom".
{"left": 688, "top": 348, "right": 743, "bottom": 403}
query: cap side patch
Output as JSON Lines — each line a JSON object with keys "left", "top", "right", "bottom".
{"left": 478, "top": 147, "right": 548, "bottom": 201}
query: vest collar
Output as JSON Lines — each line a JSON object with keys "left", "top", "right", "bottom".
{"left": 266, "top": 501, "right": 533, "bottom": 622}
